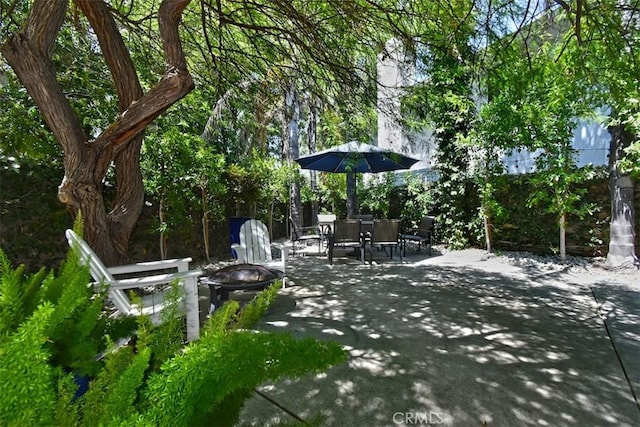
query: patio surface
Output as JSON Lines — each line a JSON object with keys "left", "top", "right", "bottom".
{"left": 219, "top": 246, "right": 640, "bottom": 426}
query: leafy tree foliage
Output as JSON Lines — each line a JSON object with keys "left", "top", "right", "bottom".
{"left": 0, "top": 0, "right": 401, "bottom": 264}
{"left": 359, "top": 173, "right": 396, "bottom": 218}
{"left": 478, "top": 35, "right": 599, "bottom": 258}
{"left": 2, "top": 0, "right": 637, "bottom": 264}
{"left": 477, "top": 2, "right": 638, "bottom": 263}
{"left": 1, "top": 0, "right": 195, "bottom": 265}
{"left": 400, "top": 1, "right": 479, "bottom": 248}
{"left": 397, "top": 174, "right": 436, "bottom": 228}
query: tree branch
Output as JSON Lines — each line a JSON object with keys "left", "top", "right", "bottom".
{"left": 1, "top": 0, "right": 88, "bottom": 169}
{"left": 76, "top": 0, "right": 143, "bottom": 111}
{"left": 89, "top": 0, "right": 194, "bottom": 150}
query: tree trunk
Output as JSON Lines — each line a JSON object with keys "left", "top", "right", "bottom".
{"left": 559, "top": 211, "right": 566, "bottom": 261}
{"left": 201, "top": 183, "right": 210, "bottom": 261}
{"left": 159, "top": 197, "right": 168, "bottom": 260}
{"left": 346, "top": 173, "right": 357, "bottom": 218}
{"left": 307, "top": 97, "right": 319, "bottom": 224}
{"left": 483, "top": 212, "right": 492, "bottom": 253}
{"left": 284, "top": 81, "right": 303, "bottom": 231}
{"left": 607, "top": 123, "right": 638, "bottom": 267}
{"left": 2, "top": 0, "right": 194, "bottom": 265}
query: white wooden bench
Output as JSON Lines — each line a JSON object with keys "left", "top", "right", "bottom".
{"left": 65, "top": 229, "right": 202, "bottom": 342}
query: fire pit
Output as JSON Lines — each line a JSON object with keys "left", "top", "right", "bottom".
{"left": 200, "top": 264, "right": 285, "bottom": 313}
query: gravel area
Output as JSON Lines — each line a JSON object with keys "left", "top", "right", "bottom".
{"left": 434, "top": 246, "right": 639, "bottom": 287}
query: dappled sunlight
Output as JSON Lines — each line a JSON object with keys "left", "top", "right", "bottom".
{"left": 511, "top": 369, "right": 630, "bottom": 425}
{"left": 348, "top": 348, "right": 404, "bottom": 377}
{"left": 239, "top": 252, "right": 640, "bottom": 426}
{"left": 589, "top": 283, "right": 640, "bottom": 394}
{"left": 485, "top": 332, "right": 529, "bottom": 348}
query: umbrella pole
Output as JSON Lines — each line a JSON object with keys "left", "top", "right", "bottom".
{"left": 346, "top": 172, "right": 357, "bottom": 219}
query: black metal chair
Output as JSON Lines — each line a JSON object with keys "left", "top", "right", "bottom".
{"left": 401, "top": 215, "right": 435, "bottom": 256}
{"left": 369, "top": 219, "right": 402, "bottom": 263}
{"left": 289, "top": 216, "right": 322, "bottom": 255}
{"left": 355, "top": 214, "right": 374, "bottom": 236}
{"left": 328, "top": 219, "right": 364, "bottom": 264}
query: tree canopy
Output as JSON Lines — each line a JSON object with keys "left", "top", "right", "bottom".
{"left": 1, "top": 0, "right": 637, "bottom": 263}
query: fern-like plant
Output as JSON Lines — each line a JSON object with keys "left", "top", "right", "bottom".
{"left": 0, "top": 246, "right": 347, "bottom": 426}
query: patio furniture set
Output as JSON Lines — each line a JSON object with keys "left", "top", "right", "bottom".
{"left": 62, "top": 214, "right": 434, "bottom": 342}
{"left": 61, "top": 142, "right": 425, "bottom": 339}
{"left": 291, "top": 214, "right": 435, "bottom": 263}
{"left": 326, "top": 215, "right": 434, "bottom": 264}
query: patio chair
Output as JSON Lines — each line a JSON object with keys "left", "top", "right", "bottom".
{"left": 400, "top": 215, "right": 435, "bottom": 256}
{"left": 317, "top": 213, "right": 337, "bottom": 250}
{"left": 289, "top": 216, "right": 322, "bottom": 255}
{"left": 355, "top": 214, "right": 374, "bottom": 221}
{"left": 317, "top": 213, "right": 337, "bottom": 234}
{"left": 65, "top": 229, "right": 202, "bottom": 342}
{"left": 369, "top": 219, "right": 402, "bottom": 263}
{"left": 327, "top": 219, "right": 364, "bottom": 265}
{"left": 355, "top": 214, "right": 374, "bottom": 236}
{"left": 231, "top": 219, "right": 289, "bottom": 286}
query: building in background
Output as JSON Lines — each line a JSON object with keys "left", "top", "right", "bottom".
{"left": 376, "top": 38, "right": 610, "bottom": 181}
{"left": 376, "top": 38, "right": 438, "bottom": 183}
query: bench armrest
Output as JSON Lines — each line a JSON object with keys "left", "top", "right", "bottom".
{"left": 108, "top": 257, "right": 193, "bottom": 275}
{"left": 97, "top": 269, "right": 203, "bottom": 290}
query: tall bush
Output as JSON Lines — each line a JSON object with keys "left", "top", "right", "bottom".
{"left": 359, "top": 173, "right": 396, "bottom": 218}
{"left": 398, "top": 174, "right": 436, "bottom": 228}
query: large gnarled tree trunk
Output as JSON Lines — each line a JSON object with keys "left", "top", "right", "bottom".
{"left": 2, "top": 0, "right": 194, "bottom": 265}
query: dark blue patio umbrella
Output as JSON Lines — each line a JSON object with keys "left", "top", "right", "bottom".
{"left": 295, "top": 141, "right": 419, "bottom": 217}
{"left": 295, "top": 141, "right": 419, "bottom": 173}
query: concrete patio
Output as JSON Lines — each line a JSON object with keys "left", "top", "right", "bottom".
{"left": 224, "top": 247, "right": 639, "bottom": 426}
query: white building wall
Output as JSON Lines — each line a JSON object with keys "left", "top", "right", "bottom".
{"left": 376, "top": 38, "right": 407, "bottom": 151}
{"left": 502, "top": 118, "right": 610, "bottom": 174}
{"left": 377, "top": 39, "right": 610, "bottom": 178}
{"left": 376, "top": 38, "right": 436, "bottom": 177}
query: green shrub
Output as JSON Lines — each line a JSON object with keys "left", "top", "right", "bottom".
{"left": 0, "top": 247, "right": 347, "bottom": 426}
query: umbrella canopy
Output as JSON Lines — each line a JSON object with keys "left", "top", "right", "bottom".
{"left": 295, "top": 141, "right": 419, "bottom": 173}
{"left": 295, "top": 141, "right": 419, "bottom": 218}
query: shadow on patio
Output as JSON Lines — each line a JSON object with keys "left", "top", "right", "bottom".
{"left": 237, "top": 250, "right": 639, "bottom": 426}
